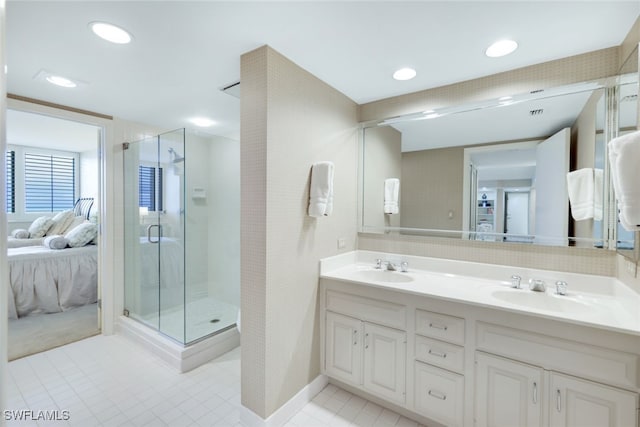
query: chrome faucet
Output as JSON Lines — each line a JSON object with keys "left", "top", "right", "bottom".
{"left": 555, "top": 281, "right": 568, "bottom": 296}
{"left": 529, "top": 278, "right": 546, "bottom": 292}
{"left": 400, "top": 261, "right": 409, "bottom": 273}
{"left": 511, "top": 275, "right": 522, "bottom": 289}
{"left": 374, "top": 258, "right": 408, "bottom": 272}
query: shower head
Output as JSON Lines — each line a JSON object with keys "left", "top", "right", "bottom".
{"left": 168, "top": 147, "right": 184, "bottom": 163}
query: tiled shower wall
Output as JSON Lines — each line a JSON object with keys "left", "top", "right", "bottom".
{"left": 357, "top": 46, "right": 636, "bottom": 277}
{"left": 240, "top": 46, "right": 358, "bottom": 419}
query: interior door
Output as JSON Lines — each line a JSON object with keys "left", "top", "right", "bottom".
{"left": 505, "top": 192, "right": 530, "bottom": 241}
{"left": 534, "top": 128, "right": 570, "bottom": 246}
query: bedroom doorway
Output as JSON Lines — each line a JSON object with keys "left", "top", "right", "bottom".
{"left": 6, "top": 108, "right": 102, "bottom": 360}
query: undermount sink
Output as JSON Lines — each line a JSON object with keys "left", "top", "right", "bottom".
{"left": 491, "top": 289, "right": 591, "bottom": 313}
{"left": 353, "top": 269, "right": 414, "bottom": 283}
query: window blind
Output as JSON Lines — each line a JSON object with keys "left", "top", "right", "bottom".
{"left": 24, "top": 152, "right": 75, "bottom": 212}
{"left": 139, "top": 166, "right": 164, "bottom": 212}
{"left": 6, "top": 150, "right": 15, "bottom": 213}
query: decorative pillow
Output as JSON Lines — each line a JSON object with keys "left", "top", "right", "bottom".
{"left": 65, "top": 216, "right": 86, "bottom": 234}
{"left": 11, "top": 228, "right": 30, "bottom": 239}
{"left": 47, "top": 210, "right": 75, "bottom": 235}
{"left": 28, "top": 216, "right": 54, "bottom": 238}
{"left": 43, "top": 235, "right": 69, "bottom": 250}
{"left": 64, "top": 222, "right": 98, "bottom": 248}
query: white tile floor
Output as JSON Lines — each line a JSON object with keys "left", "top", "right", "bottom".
{"left": 6, "top": 335, "right": 424, "bottom": 427}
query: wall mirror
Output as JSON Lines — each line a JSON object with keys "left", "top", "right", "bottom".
{"left": 617, "top": 44, "right": 640, "bottom": 260}
{"left": 360, "top": 73, "right": 638, "bottom": 248}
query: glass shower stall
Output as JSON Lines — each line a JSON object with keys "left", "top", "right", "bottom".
{"left": 123, "top": 128, "right": 239, "bottom": 344}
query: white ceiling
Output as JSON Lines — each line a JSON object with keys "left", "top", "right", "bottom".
{"left": 6, "top": 1, "right": 640, "bottom": 140}
{"left": 391, "top": 89, "right": 598, "bottom": 152}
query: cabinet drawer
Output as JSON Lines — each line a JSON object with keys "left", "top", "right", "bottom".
{"left": 415, "top": 309, "right": 465, "bottom": 345}
{"left": 414, "top": 361, "right": 464, "bottom": 427}
{"left": 415, "top": 335, "right": 464, "bottom": 373}
{"left": 326, "top": 290, "right": 406, "bottom": 330}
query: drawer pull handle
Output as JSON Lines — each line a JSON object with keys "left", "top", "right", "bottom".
{"left": 429, "top": 322, "right": 448, "bottom": 331}
{"left": 428, "top": 390, "right": 447, "bottom": 400}
{"left": 533, "top": 382, "right": 537, "bottom": 404}
{"left": 556, "top": 389, "right": 561, "bottom": 412}
{"left": 428, "top": 349, "right": 447, "bottom": 358}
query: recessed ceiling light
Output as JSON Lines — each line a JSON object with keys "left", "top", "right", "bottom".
{"left": 485, "top": 40, "right": 518, "bottom": 58}
{"left": 393, "top": 68, "right": 417, "bottom": 81}
{"left": 46, "top": 75, "right": 77, "bottom": 88}
{"left": 189, "top": 117, "right": 215, "bottom": 127}
{"left": 90, "top": 21, "right": 132, "bottom": 44}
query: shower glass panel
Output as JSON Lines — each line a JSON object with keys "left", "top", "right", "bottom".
{"left": 123, "top": 128, "right": 239, "bottom": 345}
{"left": 158, "top": 129, "right": 186, "bottom": 342}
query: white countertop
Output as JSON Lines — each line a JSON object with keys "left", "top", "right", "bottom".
{"left": 320, "top": 251, "right": 640, "bottom": 336}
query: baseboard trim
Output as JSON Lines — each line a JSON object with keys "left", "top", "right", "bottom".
{"left": 240, "top": 374, "right": 328, "bottom": 427}
{"left": 116, "top": 316, "right": 239, "bottom": 372}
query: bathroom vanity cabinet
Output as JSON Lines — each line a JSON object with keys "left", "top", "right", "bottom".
{"left": 320, "top": 277, "right": 640, "bottom": 427}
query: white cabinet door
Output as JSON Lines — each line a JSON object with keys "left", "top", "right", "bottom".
{"left": 363, "top": 322, "right": 406, "bottom": 404}
{"left": 475, "top": 352, "right": 544, "bottom": 427}
{"left": 549, "top": 372, "right": 638, "bottom": 427}
{"left": 325, "top": 311, "right": 362, "bottom": 385}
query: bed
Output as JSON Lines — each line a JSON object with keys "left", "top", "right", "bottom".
{"left": 7, "top": 245, "right": 98, "bottom": 319}
{"left": 7, "top": 237, "right": 44, "bottom": 249}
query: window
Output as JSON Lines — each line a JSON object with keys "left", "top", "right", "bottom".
{"left": 6, "top": 145, "right": 79, "bottom": 219}
{"left": 6, "top": 150, "right": 15, "bottom": 213}
{"left": 139, "top": 165, "right": 163, "bottom": 211}
{"left": 24, "top": 152, "right": 76, "bottom": 212}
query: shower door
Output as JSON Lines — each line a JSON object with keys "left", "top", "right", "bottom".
{"left": 123, "top": 128, "right": 186, "bottom": 343}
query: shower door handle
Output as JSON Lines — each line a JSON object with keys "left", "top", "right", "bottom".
{"left": 147, "top": 224, "right": 161, "bottom": 243}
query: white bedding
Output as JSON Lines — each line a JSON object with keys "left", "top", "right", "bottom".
{"left": 7, "top": 245, "right": 97, "bottom": 319}
{"left": 7, "top": 237, "right": 44, "bottom": 249}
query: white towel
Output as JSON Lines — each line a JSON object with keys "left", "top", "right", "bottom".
{"left": 308, "top": 161, "right": 334, "bottom": 217}
{"left": 567, "top": 168, "right": 595, "bottom": 221}
{"left": 384, "top": 178, "right": 400, "bottom": 214}
{"left": 609, "top": 130, "right": 640, "bottom": 231}
{"left": 43, "top": 234, "right": 69, "bottom": 250}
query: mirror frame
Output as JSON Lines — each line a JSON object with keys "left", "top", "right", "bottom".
{"left": 359, "top": 73, "right": 637, "bottom": 249}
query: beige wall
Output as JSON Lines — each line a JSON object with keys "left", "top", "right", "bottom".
{"left": 401, "top": 147, "right": 464, "bottom": 230}
{"left": 240, "top": 46, "right": 358, "bottom": 418}
{"left": 362, "top": 126, "right": 401, "bottom": 230}
{"left": 357, "top": 47, "right": 625, "bottom": 275}
{"left": 620, "top": 16, "right": 640, "bottom": 72}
